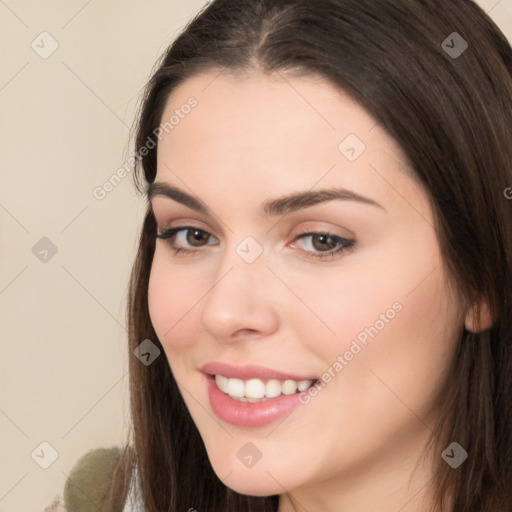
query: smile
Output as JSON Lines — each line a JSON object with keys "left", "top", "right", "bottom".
{"left": 214, "top": 374, "right": 318, "bottom": 402}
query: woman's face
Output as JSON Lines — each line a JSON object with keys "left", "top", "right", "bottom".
{"left": 147, "top": 71, "right": 465, "bottom": 502}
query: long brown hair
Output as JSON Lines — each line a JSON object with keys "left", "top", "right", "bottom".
{"left": 106, "top": 1, "right": 512, "bottom": 510}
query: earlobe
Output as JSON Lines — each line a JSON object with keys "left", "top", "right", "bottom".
{"left": 464, "top": 300, "right": 494, "bottom": 332}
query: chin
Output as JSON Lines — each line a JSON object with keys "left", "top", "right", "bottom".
{"left": 205, "top": 452, "right": 293, "bottom": 496}
{"left": 221, "top": 472, "right": 284, "bottom": 497}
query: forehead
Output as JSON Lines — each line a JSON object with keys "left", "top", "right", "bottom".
{"left": 158, "top": 70, "right": 406, "bottom": 158}
{"left": 162, "top": 72, "right": 384, "bottom": 142}
{"left": 153, "top": 70, "right": 426, "bottom": 220}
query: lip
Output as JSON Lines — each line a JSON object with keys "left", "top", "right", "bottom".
{"left": 204, "top": 373, "right": 307, "bottom": 428}
{"left": 200, "top": 361, "right": 318, "bottom": 381}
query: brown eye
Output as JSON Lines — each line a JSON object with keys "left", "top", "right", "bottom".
{"left": 186, "top": 229, "right": 210, "bottom": 247}
{"left": 310, "top": 233, "right": 339, "bottom": 251}
{"left": 156, "top": 226, "right": 217, "bottom": 255}
{"left": 293, "top": 231, "right": 355, "bottom": 260}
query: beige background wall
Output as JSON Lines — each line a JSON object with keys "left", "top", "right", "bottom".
{"left": 1, "top": 1, "right": 511, "bottom": 510}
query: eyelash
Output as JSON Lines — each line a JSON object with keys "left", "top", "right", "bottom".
{"left": 155, "top": 226, "right": 355, "bottom": 261}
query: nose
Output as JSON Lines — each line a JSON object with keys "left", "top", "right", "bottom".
{"left": 199, "top": 248, "right": 280, "bottom": 343}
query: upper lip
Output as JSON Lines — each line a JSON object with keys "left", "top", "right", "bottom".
{"left": 201, "top": 361, "right": 318, "bottom": 381}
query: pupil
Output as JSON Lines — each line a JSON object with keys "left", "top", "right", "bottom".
{"left": 314, "top": 234, "right": 335, "bottom": 250}
{"left": 188, "top": 229, "right": 207, "bottom": 246}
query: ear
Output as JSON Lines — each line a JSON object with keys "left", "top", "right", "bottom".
{"left": 464, "top": 299, "right": 494, "bottom": 332}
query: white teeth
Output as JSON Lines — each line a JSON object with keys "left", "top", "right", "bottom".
{"left": 282, "top": 379, "right": 298, "bottom": 395}
{"left": 215, "top": 374, "right": 230, "bottom": 393}
{"left": 227, "top": 378, "right": 245, "bottom": 398}
{"left": 297, "top": 380, "right": 313, "bottom": 392}
{"left": 265, "top": 379, "right": 282, "bottom": 398}
{"left": 214, "top": 375, "right": 315, "bottom": 400}
{"left": 245, "top": 378, "right": 266, "bottom": 398}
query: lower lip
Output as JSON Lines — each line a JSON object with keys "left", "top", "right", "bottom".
{"left": 205, "top": 374, "right": 305, "bottom": 428}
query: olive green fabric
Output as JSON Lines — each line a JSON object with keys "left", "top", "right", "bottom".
{"left": 63, "top": 446, "right": 121, "bottom": 512}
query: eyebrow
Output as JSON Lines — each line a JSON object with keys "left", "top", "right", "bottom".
{"left": 146, "top": 181, "right": 386, "bottom": 216}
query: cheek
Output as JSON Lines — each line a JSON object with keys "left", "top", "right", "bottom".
{"left": 276, "top": 256, "right": 405, "bottom": 352}
{"left": 293, "top": 227, "right": 461, "bottom": 397}
{"left": 323, "top": 262, "right": 462, "bottom": 438}
{"left": 147, "top": 251, "right": 202, "bottom": 353}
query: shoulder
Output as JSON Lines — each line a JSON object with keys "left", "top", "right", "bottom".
{"left": 63, "top": 446, "right": 124, "bottom": 512}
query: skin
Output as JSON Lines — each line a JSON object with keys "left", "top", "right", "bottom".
{"left": 147, "top": 71, "right": 487, "bottom": 512}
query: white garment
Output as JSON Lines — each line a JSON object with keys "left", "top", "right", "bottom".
{"left": 122, "top": 465, "right": 144, "bottom": 512}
